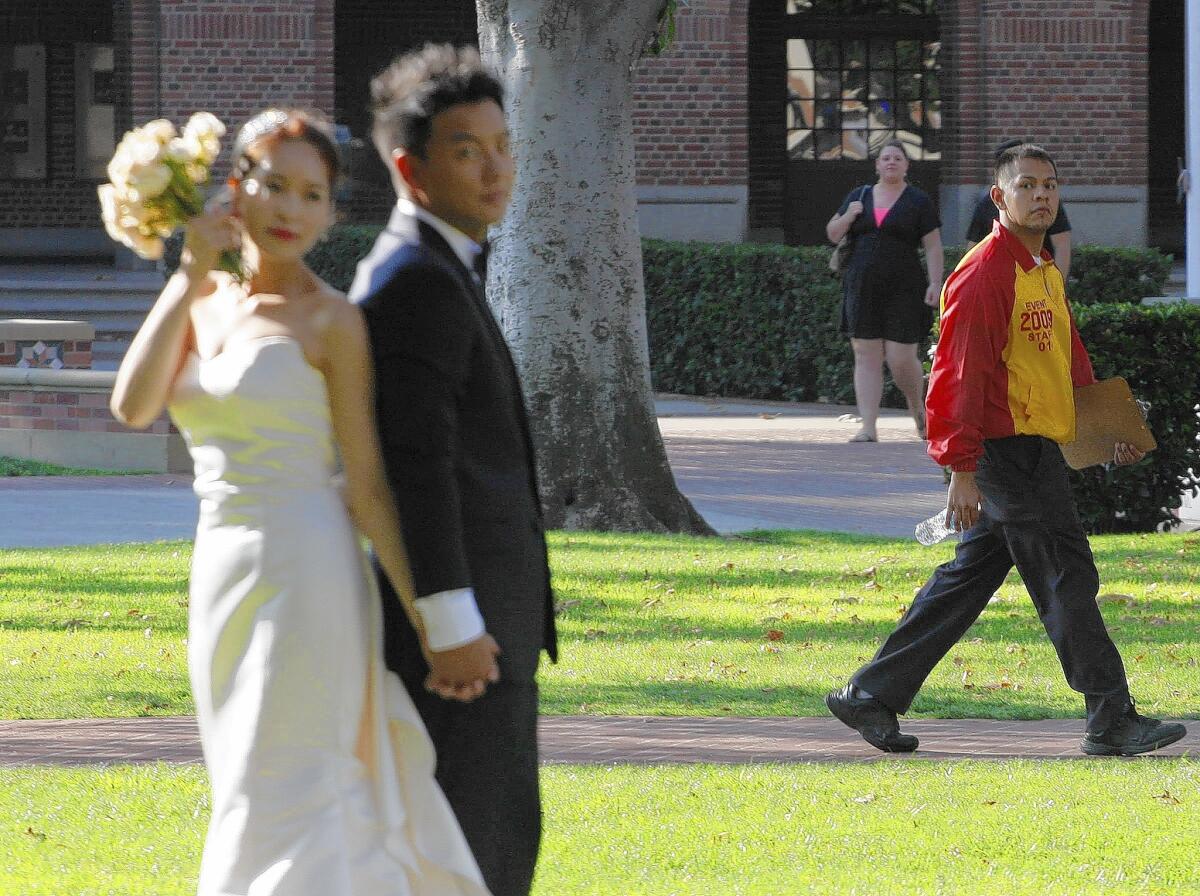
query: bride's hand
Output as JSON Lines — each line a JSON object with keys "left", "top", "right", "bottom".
{"left": 423, "top": 633, "right": 502, "bottom": 702}
{"left": 181, "top": 190, "right": 240, "bottom": 280}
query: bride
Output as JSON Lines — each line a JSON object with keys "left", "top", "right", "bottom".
{"left": 111, "top": 109, "right": 491, "bottom": 896}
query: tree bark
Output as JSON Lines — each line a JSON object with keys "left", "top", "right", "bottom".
{"left": 476, "top": 0, "right": 712, "bottom": 534}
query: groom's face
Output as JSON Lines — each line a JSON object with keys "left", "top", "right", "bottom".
{"left": 400, "top": 99, "right": 514, "bottom": 242}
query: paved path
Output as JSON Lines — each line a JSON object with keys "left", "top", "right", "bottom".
{"left": 0, "top": 716, "right": 1193, "bottom": 768}
{"left": 2, "top": 396, "right": 1194, "bottom": 548}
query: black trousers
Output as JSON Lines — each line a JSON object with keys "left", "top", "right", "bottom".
{"left": 853, "top": 435, "right": 1130, "bottom": 731}
{"left": 403, "top": 677, "right": 542, "bottom": 896}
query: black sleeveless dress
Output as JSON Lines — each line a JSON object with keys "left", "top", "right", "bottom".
{"left": 837, "top": 183, "right": 940, "bottom": 344}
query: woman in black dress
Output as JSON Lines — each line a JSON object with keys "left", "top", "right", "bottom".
{"left": 826, "top": 140, "right": 942, "bottom": 442}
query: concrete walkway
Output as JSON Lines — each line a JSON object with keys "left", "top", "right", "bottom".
{"left": 2, "top": 395, "right": 1194, "bottom": 549}
{"left": 1, "top": 715, "right": 1194, "bottom": 767}
{"left": 0, "top": 397, "right": 959, "bottom": 548}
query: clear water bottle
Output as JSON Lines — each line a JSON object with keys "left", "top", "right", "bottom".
{"left": 914, "top": 509, "right": 957, "bottom": 546}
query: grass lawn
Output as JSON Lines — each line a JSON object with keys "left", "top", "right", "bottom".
{"left": 0, "top": 456, "right": 139, "bottom": 476}
{"left": 0, "top": 531, "right": 1197, "bottom": 720}
{"left": 2, "top": 760, "right": 1197, "bottom": 895}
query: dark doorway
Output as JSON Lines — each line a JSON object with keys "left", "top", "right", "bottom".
{"left": 334, "top": 0, "right": 477, "bottom": 221}
{"left": 1148, "top": 1, "right": 1185, "bottom": 257}
{"left": 749, "top": 1, "right": 940, "bottom": 246}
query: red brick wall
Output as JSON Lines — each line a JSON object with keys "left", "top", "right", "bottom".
{"left": 156, "top": 0, "right": 335, "bottom": 148}
{"left": 632, "top": 0, "right": 749, "bottom": 189}
{"left": 942, "top": 0, "right": 1148, "bottom": 187}
{"left": 0, "top": 389, "right": 173, "bottom": 437}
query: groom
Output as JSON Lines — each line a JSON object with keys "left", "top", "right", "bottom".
{"left": 349, "top": 45, "right": 558, "bottom": 896}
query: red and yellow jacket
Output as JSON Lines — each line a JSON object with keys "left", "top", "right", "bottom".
{"left": 926, "top": 220, "right": 1096, "bottom": 472}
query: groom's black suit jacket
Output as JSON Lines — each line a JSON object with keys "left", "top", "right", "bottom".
{"left": 354, "top": 214, "right": 557, "bottom": 682}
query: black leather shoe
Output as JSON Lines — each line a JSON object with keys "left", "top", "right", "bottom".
{"left": 826, "top": 685, "right": 919, "bottom": 753}
{"left": 1081, "top": 705, "right": 1187, "bottom": 756}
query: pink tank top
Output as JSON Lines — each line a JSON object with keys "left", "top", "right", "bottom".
{"left": 873, "top": 207, "right": 891, "bottom": 228}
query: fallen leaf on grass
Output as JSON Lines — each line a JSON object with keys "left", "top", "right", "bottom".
{"left": 832, "top": 596, "right": 862, "bottom": 605}
{"left": 1097, "top": 593, "right": 1137, "bottom": 606}
{"left": 554, "top": 599, "right": 582, "bottom": 615}
{"left": 852, "top": 794, "right": 876, "bottom": 804}
{"left": 765, "top": 629, "right": 785, "bottom": 641}
{"left": 24, "top": 827, "right": 46, "bottom": 841}
{"left": 1155, "top": 791, "right": 1182, "bottom": 805}
{"left": 584, "top": 629, "right": 607, "bottom": 640}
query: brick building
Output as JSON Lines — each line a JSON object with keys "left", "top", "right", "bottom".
{"left": 0, "top": 1, "right": 1185, "bottom": 263}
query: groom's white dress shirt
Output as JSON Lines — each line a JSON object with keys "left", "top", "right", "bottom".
{"left": 349, "top": 198, "right": 487, "bottom": 652}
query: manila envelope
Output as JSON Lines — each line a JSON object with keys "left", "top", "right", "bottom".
{"left": 1060, "top": 376, "right": 1157, "bottom": 470}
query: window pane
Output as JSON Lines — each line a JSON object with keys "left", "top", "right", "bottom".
{"left": 814, "top": 69, "right": 840, "bottom": 101}
{"left": 869, "top": 99, "right": 895, "bottom": 129}
{"left": 868, "top": 69, "right": 895, "bottom": 101}
{"left": 787, "top": 129, "right": 814, "bottom": 160}
{"left": 841, "top": 128, "right": 869, "bottom": 160}
{"left": 814, "top": 130, "right": 842, "bottom": 159}
{"left": 786, "top": 39, "right": 813, "bottom": 69}
{"left": 923, "top": 66, "right": 940, "bottom": 102}
{"left": 810, "top": 39, "right": 839, "bottom": 70}
{"left": 869, "top": 39, "right": 894, "bottom": 70}
{"left": 897, "top": 40, "right": 924, "bottom": 70}
{"left": 787, "top": 91, "right": 816, "bottom": 129}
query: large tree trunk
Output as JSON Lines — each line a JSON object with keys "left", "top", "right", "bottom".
{"left": 476, "top": 0, "right": 712, "bottom": 534}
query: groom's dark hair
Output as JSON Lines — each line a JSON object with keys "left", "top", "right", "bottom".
{"left": 371, "top": 44, "right": 504, "bottom": 161}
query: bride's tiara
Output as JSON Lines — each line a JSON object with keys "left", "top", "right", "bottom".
{"left": 232, "top": 109, "right": 291, "bottom": 160}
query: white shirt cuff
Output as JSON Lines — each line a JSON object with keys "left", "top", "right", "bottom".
{"left": 414, "top": 588, "right": 486, "bottom": 651}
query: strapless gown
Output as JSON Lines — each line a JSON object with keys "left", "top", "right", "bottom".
{"left": 169, "top": 336, "right": 489, "bottom": 896}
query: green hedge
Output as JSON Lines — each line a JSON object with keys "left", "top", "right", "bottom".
{"left": 644, "top": 239, "right": 894, "bottom": 406}
{"left": 225, "top": 226, "right": 1194, "bottom": 533}
{"left": 939, "top": 244, "right": 1170, "bottom": 305}
{"left": 1071, "top": 302, "right": 1200, "bottom": 532}
{"left": 642, "top": 238, "right": 1197, "bottom": 533}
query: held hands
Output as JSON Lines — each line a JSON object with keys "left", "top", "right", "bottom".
{"left": 1113, "top": 442, "right": 1145, "bottom": 466}
{"left": 423, "top": 632, "right": 501, "bottom": 703}
{"left": 947, "top": 470, "right": 982, "bottom": 532}
{"left": 181, "top": 189, "right": 241, "bottom": 278}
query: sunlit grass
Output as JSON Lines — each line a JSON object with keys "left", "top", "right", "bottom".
{"left": 2, "top": 760, "right": 1197, "bottom": 895}
{"left": 1, "top": 531, "right": 1196, "bottom": 720}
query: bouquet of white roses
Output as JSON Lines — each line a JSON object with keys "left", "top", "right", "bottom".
{"left": 98, "top": 112, "right": 242, "bottom": 278}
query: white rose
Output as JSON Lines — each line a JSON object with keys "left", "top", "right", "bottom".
{"left": 97, "top": 184, "right": 119, "bottom": 223}
{"left": 127, "top": 229, "right": 166, "bottom": 260}
{"left": 106, "top": 147, "right": 133, "bottom": 190}
{"left": 184, "top": 113, "right": 225, "bottom": 165}
{"left": 126, "top": 162, "right": 173, "bottom": 201}
{"left": 184, "top": 112, "right": 226, "bottom": 142}
{"left": 142, "top": 119, "right": 177, "bottom": 145}
{"left": 127, "top": 129, "right": 163, "bottom": 167}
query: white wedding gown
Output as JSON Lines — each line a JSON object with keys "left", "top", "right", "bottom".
{"left": 169, "top": 335, "right": 489, "bottom": 896}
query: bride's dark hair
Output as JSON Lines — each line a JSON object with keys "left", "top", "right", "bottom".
{"left": 229, "top": 108, "right": 341, "bottom": 188}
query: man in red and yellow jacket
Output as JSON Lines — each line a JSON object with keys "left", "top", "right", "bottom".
{"left": 827, "top": 144, "right": 1186, "bottom": 757}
